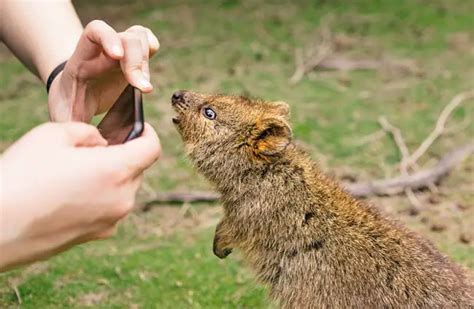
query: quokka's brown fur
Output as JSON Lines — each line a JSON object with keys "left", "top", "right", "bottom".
{"left": 171, "top": 90, "right": 474, "bottom": 308}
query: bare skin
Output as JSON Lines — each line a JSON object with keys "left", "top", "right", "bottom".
{"left": 0, "top": 1, "right": 162, "bottom": 271}
{"left": 0, "top": 0, "right": 159, "bottom": 121}
{"left": 0, "top": 122, "right": 161, "bottom": 272}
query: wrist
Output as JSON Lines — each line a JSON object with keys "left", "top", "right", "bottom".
{"left": 46, "top": 61, "right": 67, "bottom": 93}
{"left": 47, "top": 66, "right": 90, "bottom": 122}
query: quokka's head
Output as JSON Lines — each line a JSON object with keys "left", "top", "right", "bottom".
{"left": 170, "top": 90, "right": 292, "bottom": 168}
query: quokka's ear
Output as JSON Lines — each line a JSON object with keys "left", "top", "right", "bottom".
{"left": 272, "top": 101, "right": 290, "bottom": 117}
{"left": 252, "top": 117, "right": 292, "bottom": 157}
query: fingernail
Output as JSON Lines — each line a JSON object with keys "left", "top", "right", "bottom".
{"left": 139, "top": 78, "right": 152, "bottom": 90}
{"left": 112, "top": 45, "right": 123, "bottom": 57}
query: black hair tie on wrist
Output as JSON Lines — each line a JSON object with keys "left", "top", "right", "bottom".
{"left": 46, "top": 61, "right": 67, "bottom": 93}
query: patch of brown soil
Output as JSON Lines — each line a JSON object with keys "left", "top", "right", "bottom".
{"left": 131, "top": 205, "right": 222, "bottom": 238}
{"left": 76, "top": 291, "right": 108, "bottom": 307}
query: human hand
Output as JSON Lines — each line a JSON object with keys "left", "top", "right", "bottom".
{"left": 48, "top": 20, "right": 159, "bottom": 122}
{"left": 0, "top": 122, "right": 160, "bottom": 271}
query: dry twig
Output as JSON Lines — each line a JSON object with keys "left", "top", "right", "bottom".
{"left": 374, "top": 90, "right": 474, "bottom": 203}
{"left": 289, "top": 22, "right": 418, "bottom": 84}
{"left": 289, "top": 18, "right": 334, "bottom": 84}
{"left": 351, "top": 129, "right": 386, "bottom": 147}
{"left": 378, "top": 116, "right": 423, "bottom": 213}
{"left": 345, "top": 143, "right": 473, "bottom": 197}
{"left": 407, "top": 90, "right": 474, "bottom": 166}
{"left": 317, "top": 57, "right": 380, "bottom": 71}
{"left": 378, "top": 117, "right": 411, "bottom": 168}
{"left": 141, "top": 191, "right": 220, "bottom": 211}
{"left": 8, "top": 281, "right": 22, "bottom": 305}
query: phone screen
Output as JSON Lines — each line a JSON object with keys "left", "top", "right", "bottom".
{"left": 97, "top": 85, "right": 144, "bottom": 145}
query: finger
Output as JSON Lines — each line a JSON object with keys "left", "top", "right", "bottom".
{"left": 126, "top": 26, "right": 150, "bottom": 80}
{"left": 82, "top": 20, "right": 124, "bottom": 60}
{"left": 61, "top": 122, "right": 108, "bottom": 147}
{"left": 119, "top": 32, "right": 153, "bottom": 92}
{"left": 126, "top": 26, "right": 160, "bottom": 57}
{"left": 145, "top": 28, "right": 160, "bottom": 57}
{"left": 107, "top": 123, "right": 161, "bottom": 177}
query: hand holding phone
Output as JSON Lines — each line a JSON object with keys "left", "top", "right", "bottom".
{"left": 97, "top": 85, "right": 144, "bottom": 145}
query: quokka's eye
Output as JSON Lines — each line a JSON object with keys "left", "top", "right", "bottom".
{"left": 202, "top": 107, "right": 216, "bottom": 120}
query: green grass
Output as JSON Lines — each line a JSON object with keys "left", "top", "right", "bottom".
{"left": 0, "top": 217, "right": 269, "bottom": 308}
{"left": 1, "top": 0, "right": 473, "bottom": 307}
{"left": 0, "top": 211, "right": 471, "bottom": 308}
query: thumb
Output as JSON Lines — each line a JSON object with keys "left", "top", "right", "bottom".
{"left": 61, "top": 122, "right": 108, "bottom": 147}
{"left": 105, "top": 123, "right": 161, "bottom": 177}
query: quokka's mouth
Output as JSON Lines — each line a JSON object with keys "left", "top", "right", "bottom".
{"left": 171, "top": 90, "right": 189, "bottom": 125}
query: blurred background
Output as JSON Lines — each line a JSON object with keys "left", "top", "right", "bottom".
{"left": 1, "top": 0, "right": 473, "bottom": 307}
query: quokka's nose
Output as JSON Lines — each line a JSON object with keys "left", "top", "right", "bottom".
{"left": 171, "top": 90, "right": 187, "bottom": 105}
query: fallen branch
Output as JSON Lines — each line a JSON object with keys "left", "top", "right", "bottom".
{"left": 407, "top": 90, "right": 474, "bottom": 166}
{"left": 141, "top": 191, "right": 220, "bottom": 211}
{"left": 289, "top": 23, "right": 418, "bottom": 84}
{"left": 291, "top": 55, "right": 419, "bottom": 82}
{"left": 345, "top": 143, "right": 473, "bottom": 197}
{"left": 317, "top": 57, "right": 380, "bottom": 71}
{"left": 141, "top": 143, "right": 472, "bottom": 208}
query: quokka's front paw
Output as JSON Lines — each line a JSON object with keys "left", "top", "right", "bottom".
{"left": 213, "top": 220, "right": 234, "bottom": 259}
{"left": 213, "top": 233, "right": 233, "bottom": 259}
{"left": 213, "top": 246, "right": 233, "bottom": 259}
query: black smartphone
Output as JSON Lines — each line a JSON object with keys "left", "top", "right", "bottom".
{"left": 97, "top": 85, "right": 144, "bottom": 145}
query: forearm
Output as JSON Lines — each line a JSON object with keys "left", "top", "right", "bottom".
{"left": 0, "top": 0, "right": 83, "bottom": 83}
